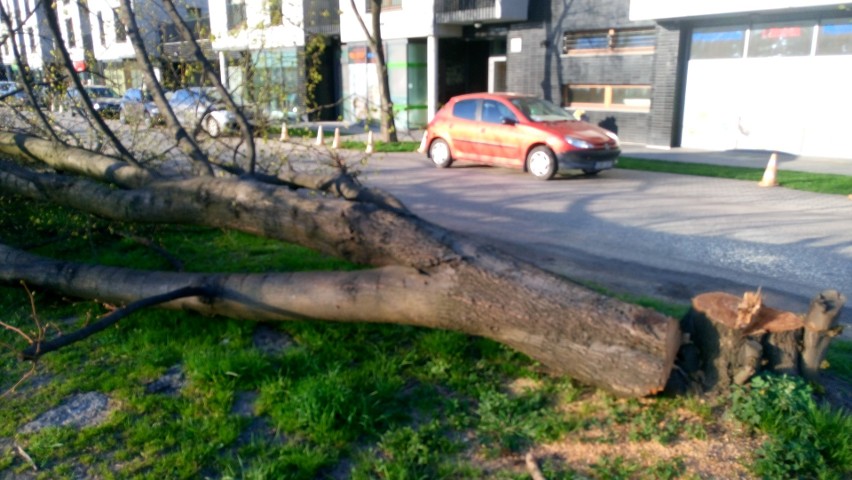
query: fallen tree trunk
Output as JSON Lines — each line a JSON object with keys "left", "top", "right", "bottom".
{"left": 0, "top": 137, "right": 681, "bottom": 397}
{"left": 679, "top": 289, "right": 845, "bottom": 392}
{"left": 0, "top": 243, "right": 680, "bottom": 397}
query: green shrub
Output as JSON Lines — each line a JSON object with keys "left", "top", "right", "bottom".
{"left": 730, "top": 373, "right": 852, "bottom": 479}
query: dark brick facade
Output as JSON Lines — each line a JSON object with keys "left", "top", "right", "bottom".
{"left": 504, "top": 0, "right": 680, "bottom": 145}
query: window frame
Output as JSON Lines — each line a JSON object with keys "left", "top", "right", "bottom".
{"left": 65, "top": 18, "right": 76, "bottom": 48}
{"left": 365, "top": 0, "right": 402, "bottom": 13}
{"left": 227, "top": 0, "right": 248, "bottom": 32}
{"left": 562, "top": 84, "right": 652, "bottom": 112}
{"left": 113, "top": 9, "right": 127, "bottom": 42}
{"left": 562, "top": 27, "right": 656, "bottom": 56}
{"left": 269, "top": 0, "right": 283, "bottom": 26}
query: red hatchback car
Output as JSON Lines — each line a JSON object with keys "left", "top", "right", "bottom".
{"left": 422, "top": 93, "right": 620, "bottom": 180}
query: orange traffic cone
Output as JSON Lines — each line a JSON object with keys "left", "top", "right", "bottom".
{"left": 279, "top": 122, "right": 289, "bottom": 141}
{"left": 758, "top": 152, "right": 779, "bottom": 187}
{"left": 365, "top": 131, "right": 374, "bottom": 154}
{"left": 315, "top": 125, "right": 324, "bottom": 146}
{"left": 417, "top": 132, "right": 427, "bottom": 154}
{"left": 332, "top": 128, "right": 340, "bottom": 149}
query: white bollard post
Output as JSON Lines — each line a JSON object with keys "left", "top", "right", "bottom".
{"left": 365, "top": 131, "right": 374, "bottom": 154}
{"left": 332, "top": 127, "right": 340, "bottom": 149}
{"left": 315, "top": 125, "right": 324, "bottom": 146}
{"left": 279, "top": 122, "right": 289, "bottom": 141}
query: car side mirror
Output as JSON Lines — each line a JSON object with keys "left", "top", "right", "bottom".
{"left": 501, "top": 117, "right": 517, "bottom": 126}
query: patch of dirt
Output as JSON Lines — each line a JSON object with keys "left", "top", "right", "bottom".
{"left": 144, "top": 364, "right": 185, "bottom": 395}
{"left": 252, "top": 323, "right": 294, "bottom": 356}
{"left": 18, "top": 391, "right": 115, "bottom": 434}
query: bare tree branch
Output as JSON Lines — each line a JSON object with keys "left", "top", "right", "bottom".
{"left": 160, "top": 0, "right": 258, "bottom": 174}
{"left": 116, "top": 0, "right": 214, "bottom": 176}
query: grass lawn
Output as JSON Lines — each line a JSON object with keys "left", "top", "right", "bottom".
{"left": 1, "top": 196, "right": 850, "bottom": 479}
{"left": 618, "top": 157, "right": 852, "bottom": 196}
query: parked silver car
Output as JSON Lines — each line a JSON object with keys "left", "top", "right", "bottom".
{"left": 65, "top": 85, "right": 122, "bottom": 118}
{"left": 119, "top": 88, "right": 161, "bottom": 127}
{"left": 167, "top": 87, "right": 263, "bottom": 138}
{"left": 0, "top": 81, "right": 28, "bottom": 105}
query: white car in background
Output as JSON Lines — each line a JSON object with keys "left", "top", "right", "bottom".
{"left": 167, "top": 87, "right": 263, "bottom": 138}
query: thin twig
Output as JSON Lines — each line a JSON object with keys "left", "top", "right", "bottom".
{"left": 21, "top": 286, "right": 212, "bottom": 360}
{"left": 1, "top": 363, "right": 36, "bottom": 398}
{"left": 525, "top": 452, "right": 547, "bottom": 480}
{"left": 14, "top": 443, "right": 38, "bottom": 471}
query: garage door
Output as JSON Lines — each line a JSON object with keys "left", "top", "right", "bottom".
{"left": 681, "top": 21, "right": 852, "bottom": 159}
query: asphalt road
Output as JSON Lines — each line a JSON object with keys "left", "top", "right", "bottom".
{"left": 356, "top": 151, "right": 852, "bottom": 324}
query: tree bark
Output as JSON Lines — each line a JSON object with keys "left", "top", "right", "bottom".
{"left": 349, "top": 0, "right": 398, "bottom": 142}
{"left": 0, "top": 140, "right": 680, "bottom": 397}
{"left": 682, "top": 290, "right": 845, "bottom": 392}
{"left": 801, "top": 290, "right": 846, "bottom": 381}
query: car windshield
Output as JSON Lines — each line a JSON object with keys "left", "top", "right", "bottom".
{"left": 510, "top": 97, "right": 574, "bottom": 122}
{"left": 86, "top": 87, "right": 119, "bottom": 98}
{"left": 188, "top": 88, "right": 222, "bottom": 104}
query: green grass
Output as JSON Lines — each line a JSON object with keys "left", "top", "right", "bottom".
{"left": 1, "top": 194, "right": 850, "bottom": 479}
{"left": 339, "top": 139, "right": 420, "bottom": 153}
{"left": 827, "top": 340, "right": 852, "bottom": 383}
{"left": 618, "top": 157, "right": 852, "bottom": 195}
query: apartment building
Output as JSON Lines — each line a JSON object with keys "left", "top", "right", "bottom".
{"left": 631, "top": 0, "right": 852, "bottom": 158}
{"left": 209, "top": 0, "right": 341, "bottom": 121}
{"left": 87, "top": 0, "right": 211, "bottom": 91}
{"left": 1, "top": 0, "right": 51, "bottom": 79}
{"left": 339, "top": 0, "right": 529, "bottom": 130}
{"left": 0, "top": 0, "right": 93, "bottom": 83}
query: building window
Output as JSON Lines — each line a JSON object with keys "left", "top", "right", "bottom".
{"left": 269, "top": 0, "right": 283, "bottom": 26}
{"left": 563, "top": 27, "right": 655, "bottom": 55}
{"left": 747, "top": 22, "right": 814, "bottom": 57}
{"left": 65, "top": 18, "right": 76, "bottom": 48}
{"left": 817, "top": 19, "right": 852, "bottom": 55}
{"left": 563, "top": 84, "right": 651, "bottom": 112}
{"left": 227, "top": 0, "right": 247, "bottom": 31}
{"left": 114, "top": 9, "right": 127, "bottom": 42}
{"left": 97, "top": 12, "right": 105, "bottom": 46}
{"left": 691, "top": 26, "right": 746, "bottom": 59}
{"left": 365, "top": 0, "right": 402, "bottom": 13}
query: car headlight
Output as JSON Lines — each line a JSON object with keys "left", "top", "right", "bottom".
{"left": 93, "top": 102, "right": 101, "bottom": 110}
{"left": 564, "top": 136, "right": 593, "bottom": 149}
{"left": 603, "top": 130, "right": 620, "bottom": 145}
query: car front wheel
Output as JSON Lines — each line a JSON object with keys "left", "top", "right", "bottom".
{"left": 429, "top": 139, "right": 453, "bottom": 168}
{"left": 205, "top": 116, "right": 221, "bottom": 138}
{"left": 527, "top": 146, "right": 556, "bottom": 180}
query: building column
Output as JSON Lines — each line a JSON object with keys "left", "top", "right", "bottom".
{"left": 218, "top": 51, "right": 228, "bottom": 88}
{"left": 427, "top": 34, "right": 437, "bottom": 121}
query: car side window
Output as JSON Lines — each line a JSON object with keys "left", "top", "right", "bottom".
{"left": 452, "top": 100, "right": 477, "bottom": 120}
{"left": 482, "top": 100, "right": 516, "bottom": 124}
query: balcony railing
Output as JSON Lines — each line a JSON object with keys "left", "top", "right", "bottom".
{"left": 435, "top": 0, "right": 528, "bottom": 25}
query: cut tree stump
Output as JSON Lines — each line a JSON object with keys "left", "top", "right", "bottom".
{"left": 678, "top": 289, "right": 845, "bottom": 392}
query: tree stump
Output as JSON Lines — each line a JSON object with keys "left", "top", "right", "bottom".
{"left": 678, "top": 289, "right": 845, "bottom": 393}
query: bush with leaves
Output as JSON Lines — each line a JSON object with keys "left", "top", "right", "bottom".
{"left": 729, "top": 373, "right": 852, "bottom": 479}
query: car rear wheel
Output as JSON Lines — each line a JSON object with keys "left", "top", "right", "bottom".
{"left": 527, "top": 146, "right": 556, "bottom": 180}
{"left": 429, "top": 139, "right": 453, "bottom": 168}
{"left": 205, "top": 116, "right": 221, "bottom": 138}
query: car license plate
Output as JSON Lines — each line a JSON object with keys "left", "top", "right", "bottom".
{"left": 596, "top": 161, "right": 614, "bottom": 169}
